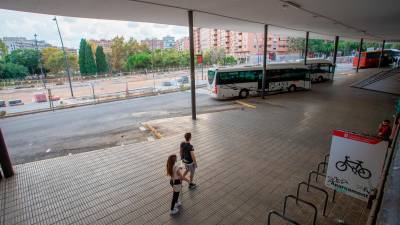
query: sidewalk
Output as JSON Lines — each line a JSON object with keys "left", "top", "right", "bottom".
{"left": 0, "top": 68, "right": 396, "bottom": 225}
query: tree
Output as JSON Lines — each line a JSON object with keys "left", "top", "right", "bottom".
{"left": 78, "top": 39, "right": 87, "bottom": 75}
{"left": 288, "top": 37, "right": 305, "bottom": 55}
{"left": 43, "top": 47, "right": 78, "bottom": 74}
{"left": 85, "top": 42, "right": 97, "bottom": 75}
{"left": 95, "top": 46, "right": 108, "bottom": 74}
{"left": 0, "top": 40, "right": 7, "bottom": 58}
{"left": 224, "top": 56, "right": 237, "bottom": 65}
{"left": 5, "top": 49, "right": 40, "bottom": 75}
{"left": 0, "top": 63, "right": 28, "bottom": 79}
{"left": 125, "top": 52, "right": 151, "bottom": 70}
{"left": 110, "top": 36, "right": 126, "bottom": 72}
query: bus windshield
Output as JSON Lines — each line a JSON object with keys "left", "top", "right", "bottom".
{"left": 208, "top": 70, "right": 216, "bottom": 85}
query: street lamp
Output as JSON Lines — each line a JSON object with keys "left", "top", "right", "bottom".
{"left": 53, "top": 16, "right": 74, "bottom": 98}
{"left": 33, "top": 34, "right": 46, "bottom": 89}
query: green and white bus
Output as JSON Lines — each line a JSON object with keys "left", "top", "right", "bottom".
{"left": 300, "top": 59, "right": 335, "bottom": 82}
{"left": 207, "top": 63, "right": 311, "bottom": 99}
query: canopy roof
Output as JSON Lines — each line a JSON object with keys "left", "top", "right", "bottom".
{"left": 1, "top": 0, "right": 399, "bottom": 40}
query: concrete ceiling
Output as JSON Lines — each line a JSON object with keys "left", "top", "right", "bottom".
{"left": 1, "top": 0, "right": 399, "bottom": 41}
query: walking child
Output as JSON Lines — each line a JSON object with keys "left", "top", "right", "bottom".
{"left": 180, "top": 133, "right": 198, "bottom": 189}
{"left": 166, "top": 154, "right": 189, "bottom": 215}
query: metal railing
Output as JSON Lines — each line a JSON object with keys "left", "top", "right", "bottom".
{"left": 366, "top": 113, "right": 400, "bottom": 225}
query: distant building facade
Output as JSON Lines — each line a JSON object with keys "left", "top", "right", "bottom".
{"left": 2, "top": 37, "right": 51, "bottom": 53}
{"left": 162, "top": 36, "right": 175, "bottom": 49}
{"left": 89, "top": 39, "right": 113, "bottom": 54}
{"left": 192, "top": 28, "right": 289, "bottom": 63}
{"left": 175, "top": 37, "right": 189, "bottom": 51}
{"left": 141, "top": 38, "right": 164, "bottom": 51}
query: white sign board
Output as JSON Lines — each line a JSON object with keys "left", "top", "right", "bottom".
{"left": 325, "top": 130, "right": 387, "bottom": 201}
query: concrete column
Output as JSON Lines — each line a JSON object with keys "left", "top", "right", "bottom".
{"left": 378, "top": 40, "right": 386, "bottom": 69}
{"left": 188, "top": 10, "right": 196, "bottom": 120}
{"left": 333, "top": 36, "right": 339, "bottom": 75}
{"left": 262, "top": 25, "right": 268, "bottom": 99}
{"left": 356, "top": 38, "right": 364, "bottom": 73}
{"left": 304, "top": 32, "right": 309, "bottom": 65}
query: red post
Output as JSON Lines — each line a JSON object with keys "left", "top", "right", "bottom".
{"left": 0, "top": 128, "right": 14, "bottom": 178}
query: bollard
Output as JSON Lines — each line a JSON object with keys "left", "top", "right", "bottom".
{"left": 0, "top": 129, "right": 14, "bottom": 178}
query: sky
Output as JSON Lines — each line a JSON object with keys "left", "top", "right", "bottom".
{"left": 0, "top": 9, "right": 189, "bottom": 49}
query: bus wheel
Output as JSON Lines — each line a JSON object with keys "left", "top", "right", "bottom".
{"left": 288, "top": 85, "right": 296, "bottom": 92}
{"left": 239, "top": 89, "right": 249, "bottom": 98}
{"left": 318, "top": 76, "right": 324, "bottom": 82}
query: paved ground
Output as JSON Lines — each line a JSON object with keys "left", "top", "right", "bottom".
{"left": 0, "top": 67, "right": 397, "bottom": 225}
{"left": 0, "top": 89, "right": 236, "bottom": 164}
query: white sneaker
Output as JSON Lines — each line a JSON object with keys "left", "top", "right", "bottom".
{"left": 170, "top": 207, "right": 179, "bottom": 215}
{"left": 175, "top": 201, "right": 182, "bottom": 207}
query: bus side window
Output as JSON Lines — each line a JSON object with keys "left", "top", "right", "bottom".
{"left": 219, "top": 71, "right": 239, "bottom": 84}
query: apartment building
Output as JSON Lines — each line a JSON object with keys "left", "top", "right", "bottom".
{"left": 141, "top": 38, "right": 164, "bottom": 51}
{"left": 175, "top": 37, "right": 189, "bottom": 51}
{"left": 89, "top": 39, "right": 113, "bottom": 54}
{"left": 2, "top": 37, "right": 51, "bottom": 53}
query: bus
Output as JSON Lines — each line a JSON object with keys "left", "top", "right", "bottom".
{"left": 207, "top": 63, "right": 310, "bottom": 99}
{"left": 352, "top": 50, "right": 395, "bottom": 69}
{"left": 304, "top": 59, "right": 335, "bottom": 82}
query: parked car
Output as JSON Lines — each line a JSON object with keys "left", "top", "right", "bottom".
{"left": 162, "top": 80, "right": 178, "bottom": 86}
{"left": 0, "top": 100, "right": 6, "bottom": 107}
{"left": 177, "top": 76, "right": 189, "bottom": 84}
{"left": 8, "top": 99, "right": 24, "bottom": 106}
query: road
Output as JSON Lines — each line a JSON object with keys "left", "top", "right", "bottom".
{"left": 1, "top": 64, "right": 355, "bottom": 164}
{"left": 0, "top": 89, "right": 234, "bottom": 164}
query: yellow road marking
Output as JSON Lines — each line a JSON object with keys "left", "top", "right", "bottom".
{"left": 235, "top": 100, "right": 256, "bottom": 109}
{"left": 144, "top": 124, "right": 163, "bottom": 139}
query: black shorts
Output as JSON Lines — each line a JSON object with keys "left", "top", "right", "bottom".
{"left": 170, "top": 179, "right": 182, "bottom": 187}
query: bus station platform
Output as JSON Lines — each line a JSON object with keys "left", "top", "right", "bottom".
{"left": 0, "top": 68, "right": 397, "bottom": 225}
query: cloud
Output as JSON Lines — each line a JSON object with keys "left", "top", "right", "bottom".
{"left": 0, "top": 9, "right": 188, "bottom": 49}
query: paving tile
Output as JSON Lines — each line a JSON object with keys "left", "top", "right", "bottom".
{"left": 0, "top": 69, "right": 394, "bottom": 225}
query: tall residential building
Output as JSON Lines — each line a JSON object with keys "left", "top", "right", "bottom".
{"left": 2, "top": 37, "right": 51, "bottom": 53}
{"left": 194, "top": 28, "right": 201, "bottom": 53}
{"left": 193, "top": 28, "right": 289, "bottom": 62}
{"left": 162, "top": 36, "right": 175, "bottom": 49}
{"left": 141, "top": 38, "right": 163, "bottom": 51}
{"left": 89, "top": 39, "right": 113, "bottom": 54}
{"left": 175, "top": 37, "right": 189, "bottom": 51}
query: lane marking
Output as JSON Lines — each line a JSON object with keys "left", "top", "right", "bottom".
{"left": 235, "top": 100, "right": 256, "bottom": 109}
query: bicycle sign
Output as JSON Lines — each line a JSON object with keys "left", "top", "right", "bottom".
{"left": 335, "top": 156, "right": 372, "bottom": 179}
{"left": 325, "top": 130, "right": 387, "bottom": 201}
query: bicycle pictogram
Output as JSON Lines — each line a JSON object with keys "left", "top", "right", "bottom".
{"left": 335, "top": 156, "right": 372, "bottom": 179}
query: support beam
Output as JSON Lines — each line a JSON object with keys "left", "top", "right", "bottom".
{"left": 378, "top": 40, "right": 386, "bottom": 69}
{"left": 356, "top": 38, "right": 364, "bottom": 73}
{"left": 0, "top": 129, "right": 14, "bottom": 178}
{"left": 304, "top": 32, "right": 309, "bottom": 65}
{"left": 188, "top": 10, "right": 196, "bottom": 120}
{"left": 262, "top": 24, "right": 268, "bottom": 99}
{"left": 333, "top": 36, "right": 339, "bottom": 74}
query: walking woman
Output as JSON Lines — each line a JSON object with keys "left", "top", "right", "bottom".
{"left": 166, "top": 154, "right": 189, "bottom": 215}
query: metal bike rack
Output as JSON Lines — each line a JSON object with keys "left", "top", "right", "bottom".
{"left": 296, "top": 181, "right": 329, "bottom": 216}
{"left": 267, "top": 210, "right": 300, "bottom": 225}
{"left": 283, "top": 194, "right": 318, "bottom": 225}
{"left": 317, "top": 162, "right": 327, "bottom": 179}
{"left": 307, "top": 170, "right": 336, "bottom": 202}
